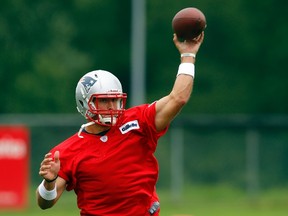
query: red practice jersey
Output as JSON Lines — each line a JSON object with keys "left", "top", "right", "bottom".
{"left": 50, "top": 102, "right": 168, "bottom": 215}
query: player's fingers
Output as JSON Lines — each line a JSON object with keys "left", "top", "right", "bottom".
{"left": 173, "top": 35, "right": 183, "bottom": 51}
{"left": 173, "top": 33, "right": 177, "bottom": 40}
{"left": 44, "top": 152, "right": 52, "bottom": 158}
{"left": 54, "top": 151, "right": 60, "bottom": 163}
{"left": 173, "top": 33, "right": 182, "bottom": 45}
{"left": 40, "top": 157, "right": 53, "bottom": 166}
{"left": 39, "top": 170, "right": 48, "bottom": 176}
{"left": 40, "top": 164, "right": 51, "bottom": 170}
{"left": 39, "top": 165, "right": 51, "bottom": 173}
{"left": 196, "top": 31, "right": 204, "bottom": 43}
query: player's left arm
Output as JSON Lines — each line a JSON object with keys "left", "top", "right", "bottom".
{"left": 155, "top": 32, "right": 204, "bottom": 131}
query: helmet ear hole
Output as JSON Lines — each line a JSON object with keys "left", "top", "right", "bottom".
{"left": 78, "top": 100, "right": 84, "bottom": 108}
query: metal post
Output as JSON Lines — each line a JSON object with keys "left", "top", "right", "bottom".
{"left": 246, "top": 129, "right": 259, "bottom": 198}
{"left": 170, "top": 127, "right": 184, "bottom": 202}
{"left": 130, "top": 0, "right": 146, "bottom": 106}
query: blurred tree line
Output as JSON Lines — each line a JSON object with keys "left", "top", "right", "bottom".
{"left": 1, "top": 0, "right": 287, "bottom": 114}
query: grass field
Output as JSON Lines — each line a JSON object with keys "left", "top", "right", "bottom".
{"left": 1, "top": 184, "right": 288, "bottom": 216}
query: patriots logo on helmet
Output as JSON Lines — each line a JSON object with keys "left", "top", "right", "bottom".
{"left": 81, "top": 76, "right": 97, "bottom": 93}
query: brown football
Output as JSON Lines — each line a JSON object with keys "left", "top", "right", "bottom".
{"left": 172, "top": 7, "right": 206, "bottom": 40}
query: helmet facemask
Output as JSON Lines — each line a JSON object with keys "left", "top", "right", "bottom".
{"left": 87, "top": 93, "right": 127, "bottom": 127}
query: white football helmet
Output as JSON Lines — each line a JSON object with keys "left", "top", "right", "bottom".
{"left": 75, "top": 70, "right": 127, "bottom": 127}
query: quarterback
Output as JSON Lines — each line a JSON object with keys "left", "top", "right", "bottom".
{"left": 36, "top": 32, "right": 204, "bottom": 215}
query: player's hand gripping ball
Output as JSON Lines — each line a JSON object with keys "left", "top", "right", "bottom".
{"left": 172, "top": 7, "right": 206, "bottom": 40}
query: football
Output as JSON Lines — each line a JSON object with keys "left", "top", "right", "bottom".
{"left": 172, "top": 7, "right": 206, "bottom": 40}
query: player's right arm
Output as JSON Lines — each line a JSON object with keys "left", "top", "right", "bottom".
{"left": 36, "top": 151, "right": 67, "bottom": 209}
{"left": 154, "top": 33, "right": 204, "bottom": 131}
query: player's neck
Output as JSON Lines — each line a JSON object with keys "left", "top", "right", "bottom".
{"left": 85, "top": 123, "right": 111, "bottom": 135}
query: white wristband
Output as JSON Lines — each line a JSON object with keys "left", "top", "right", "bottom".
{"left": 38, "top": 180, "right": 57, "bottom": 200}
{"left": 181, "top": 53, "right": 196, "bottom": 58}
{"left": 177, "top": 63, "right": 195, "bottom": 78}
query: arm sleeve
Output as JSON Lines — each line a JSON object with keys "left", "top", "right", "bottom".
{"left": 140, "top": 102, "right": 169, "bottom": 150}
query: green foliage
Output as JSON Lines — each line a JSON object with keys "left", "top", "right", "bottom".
{"left": 0, "top": 0, "right": 130, "bottom": 113}
{"left": 0, "top": 0, "right": 287, "bottom": 114}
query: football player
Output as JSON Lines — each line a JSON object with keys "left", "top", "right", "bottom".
{"left": 36, "top": 32, "right": 204, "bottom": 215}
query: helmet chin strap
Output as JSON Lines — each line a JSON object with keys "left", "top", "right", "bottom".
{"left": 78, "top": 121, "right": 95, "bottom": 138}
{"left": 98, "top": 114, "right": 117, "bottom": 126}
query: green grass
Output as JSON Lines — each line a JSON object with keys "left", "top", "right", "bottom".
{"left": 159, "top": 185, "right": 288, "bottom": 216}
{"left": 1, "top": 184, "right": 288, "bottom": 216}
